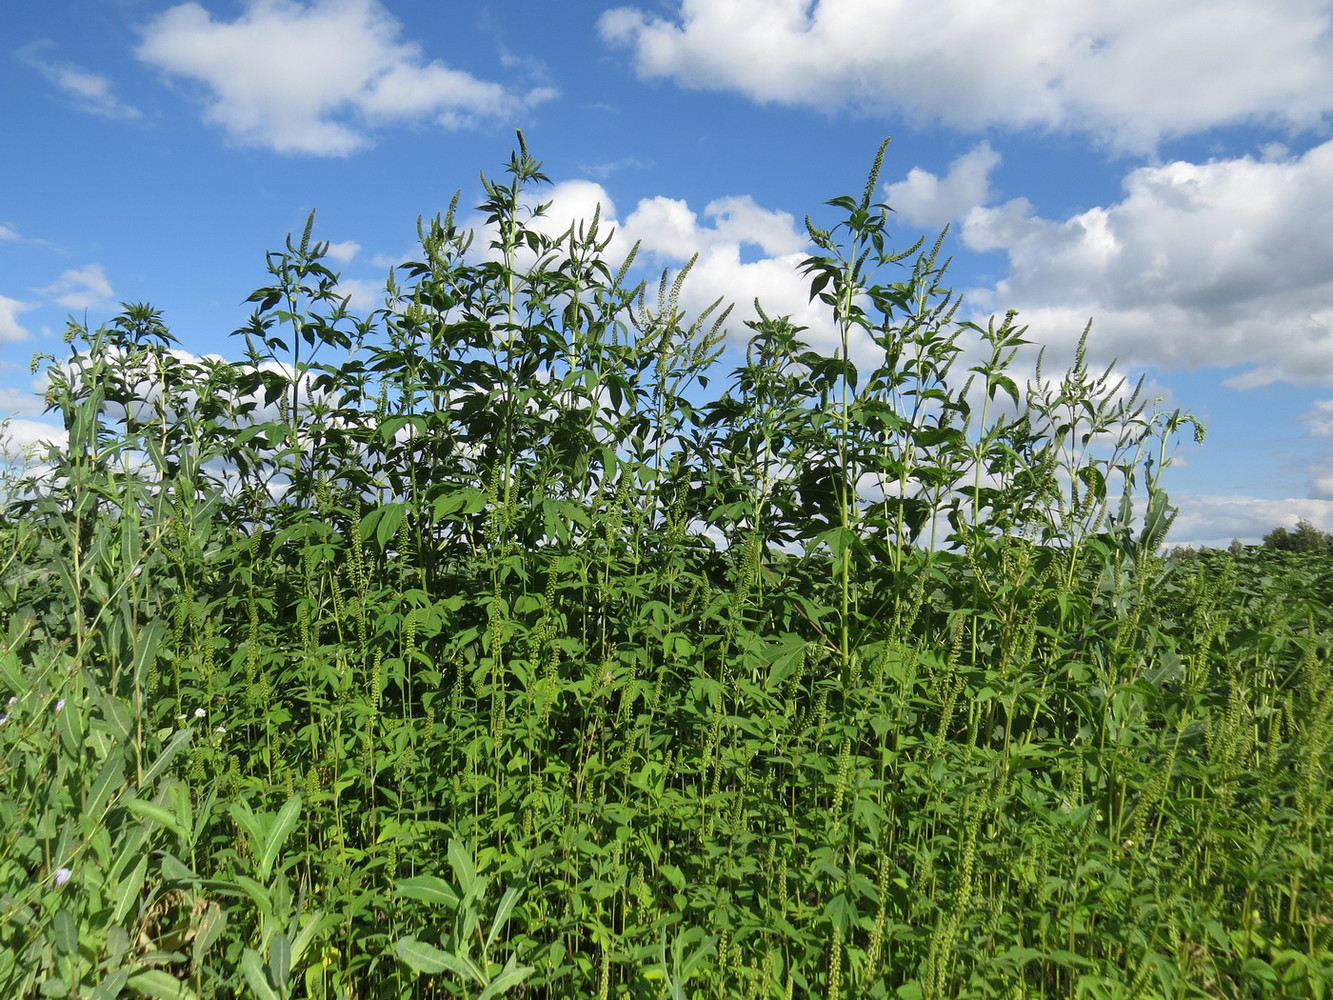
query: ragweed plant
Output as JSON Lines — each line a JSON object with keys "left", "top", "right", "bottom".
{"left": 2, "top": 139, "right": 1326, "bottom": 1000}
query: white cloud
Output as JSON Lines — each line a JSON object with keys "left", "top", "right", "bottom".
{"left": 0, "top": 296, "right": 34, "bottom": 342}
{"left": 1167, "top": 494, "right": 1333, "bottom": 548}
{"left": 136, "top": 0, "right": 558, "bottom": 156}
{"left": 0, "top": 225, "right": 19, "bottom": 242}
{"left": 324, "top": 240, "right": 361, "bottom": 264}
{"left": 945, "top": 140, "right": 1333, "bottom": 386}
{"left": 1302, "top": 399, "right": 1333, "bottom": 437}
{"left": 38, "top": 264, "right": 116, "bottom": 311}
{"left": 0, "top": 385, "right": 46, "bottom": 418}
{"left": 18, "top": 42, "right": 142, "bottom": 120}
{"left": 884, "top": 142, "right": 1000, "bottom": 228}
{"left": 333, "top": 276, "right": 383, "bottom": 312}
{"left": 0, "top": 418, "right": 65, "bottom": 455}
{"left": 617, "top": 192, "right": 848, "bottom": 353}
{"left": 599, "top": 0, "right": 1333, "bottom": 149}
{"left": 454, "top": 178, "right": 849, "bottom": 357}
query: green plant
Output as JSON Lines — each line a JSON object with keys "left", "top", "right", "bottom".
{"left": 3, "top": 138, "right": 1325, "bottom": 1000}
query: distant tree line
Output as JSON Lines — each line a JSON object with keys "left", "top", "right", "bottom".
{"left": 1168, "top": 518, "right": 1333, "bottom": 558}
{"left": 1261, "top": 517, "right": 1333, "bottom": 553}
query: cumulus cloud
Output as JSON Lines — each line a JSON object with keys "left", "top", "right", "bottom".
{"left": 1168, "top": 494, "right": 1333, "bottom": 548}
{"left": 1303, "top": 399, "right": 1333, "bottom": 437}
{"left": 452, "top": 177, "right": 858, "bottom": 358}
{"left": 324, "top": 240, "right": 361, "bottom": 264}
{"left": 613, "top": 190, "right": 849, "bottom": 354}
{"left": 884, "top": 142, "right": 1000, "bottom": 228}
{"left": 599, "top": 0, "right": 1333, "bottom": 149}
{"left": 924, "top": 139, "right": 1333, "bottom": 386}
{"left": 0, "top": 225, "right": 19, "bottom": 242}
{"left": 332, "top": 276, "right": 384, "bottom": 312}
{"left": 0, "top": 418, "right": 65, "bottom": 455}
{"left": 38, "top": 264, "right": 116, "bottom": 311}
{"left": 17, "top": 42, "right": 142, "bottom": 120}
{"left": 0, "top": 296, "right": 34, "bottom": 342}
{"left": 136, "top": 0, "right": 557, "bottom": 156}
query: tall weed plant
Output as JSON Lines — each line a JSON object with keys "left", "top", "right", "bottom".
{"left": 2, "top": 138, "right": 1327, "bottom": 1000}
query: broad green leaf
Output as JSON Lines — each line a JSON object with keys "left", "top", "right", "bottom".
{"left": 485, "top": 880, "right": 525, "bottom": 950}
{"left": 52, "top": 907, "right": 77, "bottom": 954}
{"left": 85, "top": 753, "right": 127, "bottom": 824}
{"left": 288, "top": 910, "right": 336, "bottom": 971}
{"left": 112, "top": 854, "right": 148, "bottom": 924}
{"left": 89, "top": 969, "right": 130, "bottom": 1000}
{"left": 139, "top": 726, "right": 194, "bottom": 791}
{"left": 446, "top": 841, "right": 479, "bottom": 898}
{"left": 476, "top": 956, "right": 535, "bottom": 1000}
{"left": 258, "top": 794, "right": 302, "bottom": 882}
{"left": 124, "top": 798, "right": 185, "bottom": 839}
{"left": 240, "top": 948, "right": 279, "bottom": 1000}
{"left": 396, "top": 876, "right": 460, "bottom": 908}
{"left": 192, "top": 902, "right": 227, "bottom": 969}
{"left": 396, "top": 936, "right": 483, "bottom": 982}
{"left": 126, "top": 969, "right": 199, "bottom": 1000}
{"left": 269, "top": 931, "right": 291, "bottom": 992}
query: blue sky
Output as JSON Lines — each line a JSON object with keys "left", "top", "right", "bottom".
{"left": 3, "top": 0, "right": 1333, "bottom": 547}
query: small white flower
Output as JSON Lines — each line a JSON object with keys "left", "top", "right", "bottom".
{"left": 5, "top": 697, "right": 15, "bottom": 708}
{"left": 193, "top": 707, "right": 207, "bottom": 719}
{"left": 54, "top": 699, "right": 65, "bottom": 714}
{"left": 214, "top": 726, "right": 226, "bottom": 734}
{"left": 53, "top": 867, "right": 72, "bottom": 887}
{"left": 0, "top": 714, "right": 9, "bottom": 727}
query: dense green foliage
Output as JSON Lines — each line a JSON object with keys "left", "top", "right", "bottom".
{"left": 1262, "top": 520, "right": 1333, "bottom": 554}
{"left": 2, "top": 141, "right": 1329, "bottom": 999}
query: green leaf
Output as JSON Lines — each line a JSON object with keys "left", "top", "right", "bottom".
{"left": 258, "top": 794, "right": 302, "bottom": 882}
{"left": 85, "top": 752, "right": 128, "bottom": 821}
{"left": 287, "top": 910, "right": 335, "bottom": 974}
{"left": 446, "top": 841, "right": 480, "bottom": 898}
{"left": 112, "top": 854, "right": 149, "bottom": 924}
{"left": 476, "top": 956, "right": 535, "bottom": 1000}
{"left": 192, "top": 902, "right": 227, "bottom": 969}
{"left": 241, "top": 948, "right": 280, "bottom": 1000}
{"left": 360, "top": 502, "right": 406, "bottom": 550}
{"left": 124, "top": 798, "right": 185, "bottom": 839}
{"left": 157, "top": 851, "right": 196, "bottom": 883}
{"left": 485, "top": 880, "right": 526, "bottom": 950}
{"left": 139, "top": 726, "right": 194, "bottom": 791}
{"left": 52, "top": 907, "right": 77, "bottom": 954}
{"left": 396, "top": 936, "right": 483, "bottom": 982}
{"left": 126, "top": 968, "right": 200, "bottom": 1000}
{"left": 1243, "top": 957, "right": 1279, "bottom": 986}
{"left": 269, "top": 931, "right": 291, "bottom": 992}
{"left": 89, "top": 969, "right": 131, "bottom": 1000}
{"left": 396, "top": 875, "right": 460, "bottom": 908}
